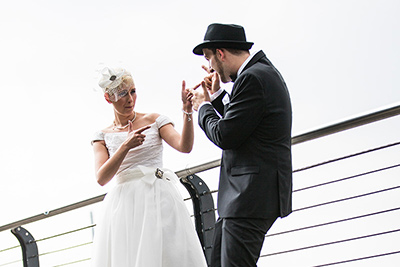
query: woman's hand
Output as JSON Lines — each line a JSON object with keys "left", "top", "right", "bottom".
{"left": 124, "top": 123, "right": 151, "bottom": 149}
{"left": 181, "top": 80, "right": 200, "bottom": 112}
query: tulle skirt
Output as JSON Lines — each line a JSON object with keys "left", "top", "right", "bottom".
{"left": 91, "top": 166, "right": 207, "bottom": 267}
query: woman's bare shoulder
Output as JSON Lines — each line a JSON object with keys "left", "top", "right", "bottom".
{"left": 100, "top": 124, "right": 114, "bottom": 133}
{"left": 141, "top": 112, "right": 161, "bottom": 123}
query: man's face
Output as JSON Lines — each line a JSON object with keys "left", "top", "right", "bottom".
{"left": 203, "top": 48, "right": 231, "bottom": 83}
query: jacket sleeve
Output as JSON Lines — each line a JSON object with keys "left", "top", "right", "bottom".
{"left": 198, "top": 73, "right": 265, "bottom": 150}
{"left": 211, "top": 90, "right": 227, "bottom": 116}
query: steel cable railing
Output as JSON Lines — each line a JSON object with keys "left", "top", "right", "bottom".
{"left": 1, "top": 103, "right": 399, "bottom": 233}
{"left": 53, "top": 258, "right": 91, "bottom": 267}
{"left": 262, "top": 229, "right": 400, "bottom": 257}
{"left": 32, "top": 225, "right": 94, "bottom": 266}
{"left": 35, "top": 227, "right": 93, "bottom": 265}
{"left": 186, "top": 147, "right": 400, "bottom": 223}
{"left": 0, "top": 245, "right": 20, "bottom": 255}
{"left": 1, "top": 102, "right": 399, "bottom": 266}
{"left": 192, "top": 143, "right": 400, "bottom": 198}
{"left": 292, "top": 185, "right": 400, "bottom": 213}
{"left": 293, "top": 141, "right": 400, "bottom": 173}
{"left": 0, "top": 240, "right": 21, "bottom": 266}
{"left": 291, "top": 102, "right": 400, "bottom": 145}
{"left": 312, "top": 250, "right": 400, "bottom": 267}
{"left": 34, "top": 225, "right": 94, "bottom": 243}
{"left": 266, "top": 206, "right": 400, "bottom": 237}
{"left": 39, "top": 242, "right": 92, "bottom": 258}
{"left": 0, "top": 259, "right": 20, "bottom": 266}
{"left": 0, "top": 227, "right": 94, "bottom": 266}
{"left": 293, "top": 163, "right": 400, "bottom": 192}
{"left": 258, "top": 140, "right": 400, "bottom": 265}
{"left": 261, "top": 156, "right": 400, "bottom": 243}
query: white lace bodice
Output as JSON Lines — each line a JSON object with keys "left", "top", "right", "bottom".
{"left": 92, "top": 115, "right": 174, "bottom": 175}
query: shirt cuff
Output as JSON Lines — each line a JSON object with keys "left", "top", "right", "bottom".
{"left": 210, "top": 88, "right": 224, "bottom": 102}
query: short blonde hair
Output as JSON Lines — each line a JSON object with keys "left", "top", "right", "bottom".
{"left": 117, "top": 75, "right": 134, "bottom": 91}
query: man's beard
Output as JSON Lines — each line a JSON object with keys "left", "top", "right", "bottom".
{"left": 214, "top": 57, "right": 231, "bottom": 83}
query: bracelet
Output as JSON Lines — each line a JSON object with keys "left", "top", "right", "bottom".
{"left": 182, "top": 109, "right": 193, "bottom": 122}
{"left": 182, "top": 109, "right": 193, "bottom": 115}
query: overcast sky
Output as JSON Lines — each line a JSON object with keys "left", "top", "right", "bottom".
{"left": 1, "top": 0, "right": 399, "bottom": 264}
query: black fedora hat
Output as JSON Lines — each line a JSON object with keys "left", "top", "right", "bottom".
{"left": 193, "top": 23, "right": 254, "bottom": 55}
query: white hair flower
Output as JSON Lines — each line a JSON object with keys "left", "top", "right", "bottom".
{"left": 98, "top": 67, "right": 132, "bottom": 102}
{"left": 98, "top": 67, "right": 127, "bottom": 91}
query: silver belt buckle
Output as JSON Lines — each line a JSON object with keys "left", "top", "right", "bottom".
{"left": 155, "top": 168, "right": 164, "bottom": 179}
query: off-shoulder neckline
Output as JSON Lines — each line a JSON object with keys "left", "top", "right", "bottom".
{"left": 100, "top": 121, "right": 157, "bottom": 134}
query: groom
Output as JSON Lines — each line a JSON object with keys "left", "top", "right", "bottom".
{"left": 191, "top": 23, "right": 293, "bottom": 267}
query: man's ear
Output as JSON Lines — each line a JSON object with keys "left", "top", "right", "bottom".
{"left": 216, "top": 48, "right": 226, "bottom": 61}
{"left": 104, "top": 93, "right": 112, "bottom": 104}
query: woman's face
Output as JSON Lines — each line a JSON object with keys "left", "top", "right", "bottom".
{"left": 111, "top": 82, "right": 137, "bottom": 116}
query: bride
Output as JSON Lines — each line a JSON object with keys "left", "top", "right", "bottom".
{"left": 91, "top": 67, "right": 207, "bottom": 267}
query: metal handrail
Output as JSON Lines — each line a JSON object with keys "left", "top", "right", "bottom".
{"left": 292, "top": 101, "right": 400, "bottom": 145}
{"left": 1, "top": 102, "right": 399, "bottom": 233}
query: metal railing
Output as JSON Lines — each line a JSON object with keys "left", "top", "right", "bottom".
{"left": 3, "top": 102, "right": 400, "bottom": 233}
{"left": 1, "top": 102, "right": 400, "bottom": 266}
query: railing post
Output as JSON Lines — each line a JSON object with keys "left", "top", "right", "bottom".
{"left": 11, "top": 226, "right": 39, "bottom": 267}
{"left": 181, "top": 174, "right": 216, "bottom": 266}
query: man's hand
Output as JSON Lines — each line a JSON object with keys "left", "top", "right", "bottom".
{"left": 191, "top": 81, "right": 210, "bottom": 111}
{"left": 202, "top": 65, "right": 220, "bottom": 94}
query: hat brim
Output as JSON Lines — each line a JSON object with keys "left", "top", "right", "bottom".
{"left": 193, "top": 41, "right": 254, "bottom": 55}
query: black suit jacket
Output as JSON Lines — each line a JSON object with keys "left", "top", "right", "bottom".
{"left": 198, "top": 50, "right": 292, "bottom": 219}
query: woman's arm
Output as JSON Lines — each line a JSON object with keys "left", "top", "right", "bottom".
{"left": 93, "top": 140, "right": 131, "bottom": 186}
{"left": 160, "top": 81, "right": 195, "bottom": 153}
{"left": 159, "top": 120, "right": 193, "bottom": 153}
{"left": 93, "top": 124, "right": 150, "bottom": 186}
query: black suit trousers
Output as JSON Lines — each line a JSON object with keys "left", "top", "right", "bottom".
{"left": 211, "top": 217, "right": 277, "bottom": 267}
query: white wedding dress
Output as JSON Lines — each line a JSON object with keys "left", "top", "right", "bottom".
{"left": 91, "top": 115, "right": 207, "bottom": 267}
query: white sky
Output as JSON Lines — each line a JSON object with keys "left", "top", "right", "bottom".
{"left": 0, "top": 0, "right": 399, "bottom": 264}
